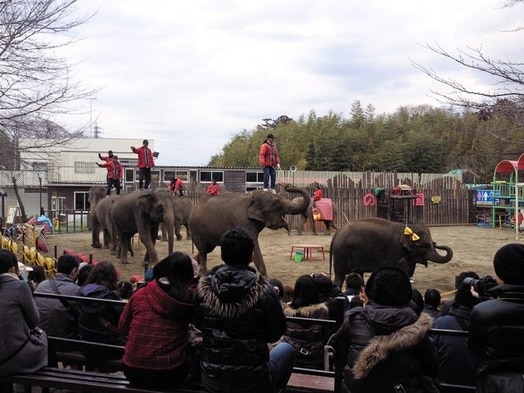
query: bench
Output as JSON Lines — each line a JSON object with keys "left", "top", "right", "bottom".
{"left": 2, "top": 367, "right": 202, "bottom": 393}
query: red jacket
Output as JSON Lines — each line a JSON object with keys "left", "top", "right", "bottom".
{"left": 118, "top": 279, "right": 195, "bottom": 370}
{"left": 259, "top": 141, "right": 280, "bottom": 168}
{"left": 131, "top": 146, "right": 155, "bottom": 168}
{"left": 206, "top": 183, "right": 219, "bottom": 195}
{"left": 313, "top": 189, "right": 323, "bottom": 201}
{"left": 169, "top": 178, "right": 184, "bottom": 193}
{"left": 98, "top": 161, "right": 123, "bottom": 179}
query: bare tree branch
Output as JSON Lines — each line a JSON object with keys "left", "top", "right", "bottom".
{"left": 0, "top": 0, "right": 96, "bottom": 170}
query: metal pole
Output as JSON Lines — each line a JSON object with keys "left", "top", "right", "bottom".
{"left": 38, "top": 174, "right": 43, "bottom": 216}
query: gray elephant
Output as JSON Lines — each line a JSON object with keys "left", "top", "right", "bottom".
{"left": 161, "top": 194, "right": 193, "bottom": 241}
{"left": 189, "top": 185, "right": 310, "bottom": 276}
{"left": 111, "top": 188, "right": 175, "bottom": 265}
{"left": 89, "top": 187, "right": 120, "bottom": 253}
{"left": 293, "top": 197, "right": 338, "bottom": 235}
{"left": 329, "top": 217, "right": 453, "bottom": 288}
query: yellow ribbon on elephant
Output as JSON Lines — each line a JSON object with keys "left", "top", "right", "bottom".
{"left": 404, "top": 226, "right": 420, "bottom": 241}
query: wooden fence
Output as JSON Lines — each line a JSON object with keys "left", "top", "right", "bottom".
{"left": 184, "top": 172, "right": 471, "bottom": 231}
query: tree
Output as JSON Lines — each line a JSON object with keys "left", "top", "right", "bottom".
{"left": 413, "top": 0, "right": 524, "bottom": 150}
{"left": 0, "top": 0, "right": 93, "bottom": 220}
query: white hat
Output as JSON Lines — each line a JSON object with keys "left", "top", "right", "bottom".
{"left": 18, "top": 262, "right": 33, "bottom": 272}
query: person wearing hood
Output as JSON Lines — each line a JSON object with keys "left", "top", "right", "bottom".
{"left": 333, "top": 266, "right": 440, "bottom": 393}
{"left": 282, "top": 274, "right": 330, "bottom": 369}
{"left": 118, "top": 251, "right": 196, "bottom": 389}
{"left": 0, "top": 250, "right": 48, "bottom": 376}
{"left": 78, "top": 261, "right": 125, "bottom": 349}
{"left": 195, "top": 227, "right": 295, "bottom": 393}
{"left": 468, "top": 243, "right": 524, "bottom": 392}
{"left": 432, "top": 271, "right": 482, "bottom": 387}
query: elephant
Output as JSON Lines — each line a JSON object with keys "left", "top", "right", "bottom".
{"left": 111, "top": 188, "right": 175, "bottom": 265}
{"left": 161, "top": 195, "right": 193, "bottom": 241}
{"left": 189, "top": 185, "right": 310, "bottom": 276}
{"left": 329, "top": 217, "right": 453, "bottom": 288}
{"left": 89, "top": 187, "right": 120, "bottom": 253}
{"left": 293, "top": 197, "right": 338, "bottom": 235}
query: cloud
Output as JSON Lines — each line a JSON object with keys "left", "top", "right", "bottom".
{"left": 58, "top": 0, "right": 523, "bottom": 165}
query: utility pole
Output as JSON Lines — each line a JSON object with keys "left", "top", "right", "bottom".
{"left": 89, "top": 98, "right": 97, "bottom": 137}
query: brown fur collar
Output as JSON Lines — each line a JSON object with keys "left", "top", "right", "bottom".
{"left": 353, "top": 312, "right": 434, "bottom": 379}
{"left": 198, "top": 269, "right": 268, "bottom": 319}
{"left": 283, "top": 302, "right": 329, "bottom": 318}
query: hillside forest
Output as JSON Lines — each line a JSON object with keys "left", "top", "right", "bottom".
{"left": 209, "top": 100, "right": 524, "bottom": 184}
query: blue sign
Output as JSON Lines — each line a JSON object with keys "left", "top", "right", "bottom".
{"left": 475, "top": 189, "right": 493, "bottom": 205}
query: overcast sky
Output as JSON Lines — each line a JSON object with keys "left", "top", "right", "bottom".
{"left": 61, "top": 0, "right": 522, "bottom": 166}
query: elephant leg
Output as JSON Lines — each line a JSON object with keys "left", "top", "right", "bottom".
{"left": 91, "top": 220, "right": 102, "bottom": 248}
{"left": 196, "top": 251, "right": 208, "bottom": 275}
{"left": 119, "top": 235, "right": 131, "bottom": 264}
{"left": 185, "top": 225, "right": 192, "bottom": 240}
{"left": 297, "top": 215, "right": 306, "bottom": 235}
{"left": 102, "top": 229, "right": 111, "bottom": 248}
{"left": 141, "top": 228, "right": 159, "bottom": 265}
{"left": 252, "top": 241, "right": 268, "bottom": 276}
{"left": 323, "top": 221, "right": 332, "bottom": 235}
{"left": 175, "top": 226, "right": 183, "bottom": 241}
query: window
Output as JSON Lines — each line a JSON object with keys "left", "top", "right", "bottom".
{"left": 164, "top": 170, "right": 189, "bottom": 182}
{"left": 74, "top": 191, "right": 90, "bottom": 210}
{"left": 246, "top": 171, "right": 264, "bottom": 182}
{"left": 74, "top": 162, "right": 96, "bottom": 174}
{"left": 51, "top": 196, "right": 65, "bottom": 211}
{"left": 200, "top": 171, "right": 223, "bottom": 182}
{"left": 125, "top": 168, "right": 135, "bottom": 182}
{"left": 32, "top": 162, "right": 48, "bottom": 172}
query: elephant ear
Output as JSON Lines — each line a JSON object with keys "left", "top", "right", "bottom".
{"left": 136, "top": 192, "right": 152, "bottom": 213}
{"left": 247, "top": 192, "right": 279, "bottom": 223}
{"left": 400, "top": 231, "right": 412, "bottom": 251}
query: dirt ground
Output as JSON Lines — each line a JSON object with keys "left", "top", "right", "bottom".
{"left": 41, "top": 224, "right": 522, "bottom": 298}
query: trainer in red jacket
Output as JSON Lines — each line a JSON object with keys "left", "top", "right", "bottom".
{"left": 131, "top": 139, "right": 155, "bottom": 189}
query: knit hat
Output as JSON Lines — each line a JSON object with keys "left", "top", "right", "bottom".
{"left": 365, "top": 267, "right": 412, "bottom": 306}
{"left": 493, "top": 243, "right": 524, "bottom": 285}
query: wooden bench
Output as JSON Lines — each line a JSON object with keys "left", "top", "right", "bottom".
{"left": 2, "top": 367, "right": 202, "bottom": 393}
{"left": 290, "top": 244, "right": 326, "bottom": 261}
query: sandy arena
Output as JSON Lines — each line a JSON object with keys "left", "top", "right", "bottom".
{"left": 39, "top": 224, "right": 523, "bottom": 297}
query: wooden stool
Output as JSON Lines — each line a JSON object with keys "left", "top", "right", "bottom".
{"left": 289, "top": 244, "right": 326, "bottom": 261}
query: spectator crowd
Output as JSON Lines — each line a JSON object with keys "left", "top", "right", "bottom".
{"left": 1, "top": 232, "right": 523, "bottom": 393}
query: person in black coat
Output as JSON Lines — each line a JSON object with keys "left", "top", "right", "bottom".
{"left": 468, "top": 243, "right": 524, "bottom": 393}
{"left": 432, "top": 272, "right": 482, "bottom": 387}
{"left": 195, "top": 227, "right": 295, "bottom": 393}
{"left": 333, "top": 267, "right": 440, "bottom": 393}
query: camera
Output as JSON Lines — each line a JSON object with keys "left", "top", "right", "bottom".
{"left": 462, "top": 275, "right": 498, "bottom": 298}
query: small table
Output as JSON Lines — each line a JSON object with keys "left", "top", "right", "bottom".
{"left": 290, "top": 244, "right": 326, "bottom": 261}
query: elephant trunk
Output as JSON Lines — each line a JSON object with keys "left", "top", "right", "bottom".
{"left": 428, "top": 244, "right": 453, "bottom": 263}
{"left": 282, "top": 186, "right": 310, "bottom": 214}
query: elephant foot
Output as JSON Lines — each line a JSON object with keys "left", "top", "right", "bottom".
{"left": 91, "top": 243, "right": 102, "bottom": 248}
{"left": 324, "top": 232, "right": 332, "bottom": 236}
{"left": 297, "top": 232, "right": 303, "bottom": 236}
{"left": 120, "top": 260, "right": 130, "bottom": 265}
{"left": 312, "top": 233, "right": 318, "bottom": 236}
{"left": 176, "top": 236, "right": 183, "bottom": 241}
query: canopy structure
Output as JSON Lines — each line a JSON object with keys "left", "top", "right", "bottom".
{"left": 493, "top": 160, "right": 518, "bottom": 182}
{"left": 494, "top": 158, "right": 524, "bottom": 240}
